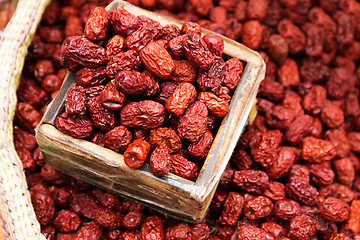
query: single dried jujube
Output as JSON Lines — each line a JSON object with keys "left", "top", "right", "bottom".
{"left": 170, "top": 154, "right": 199, "bottom": 180}
{"left": 149, "top": 127, "right": 182, "bottom": 153}
{"left": 100, "top": 80, "right": 126, "bottom": 111}
{"left": 188, "top": 130, "right": 213, "bottom": 158}
{"left": 197, "top": 91, "right": 229, "bottom": 118}
{"left": 124, "top": 139, "right": 151, "bottom": 169}
{"left": 65, "top": 85, "right": 86, "bottom": 117}
{"left": 55, "top": 113, "right": 93, "bottom": 139}
{"left": 84, "top": 7, "right": 108, "bottom": 41}
{"left": 86, "top": 96, "right": 117, "bottom": 133}
{"left": 170, "top": 59, "right": 197, "bottom": 84}
{"left": 115, "top": 70, "right": 147, "bottom": 95}
{"left": 149, "top": 146, "right": 171, "bottom": 177}
{"left": 60, "top": 36, "right": 107, "bottom": 71}
{"left": 165, "top": 82, "right": 197, "bottom": 116}
{"left": 103, "top": 126, "right": 132, "bottom": 153}
{"left": 121, "top": 100, "right": 165, "bottom": 129}
{"left": 177, "top": 101, "right": 208, "bottom": 142}
{"left": 140, "top": 40, "right": 175, "bottom": 79}
{"left": 106, "top": 50, "right": 141, "bottom": 78}
{"left": 183, "top": 33, "right": 215, "bottom": 70}
{"left": 108, "top": 8, "right": 140, "bottom": 37}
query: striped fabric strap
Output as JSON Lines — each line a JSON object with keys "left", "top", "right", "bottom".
{"left": 0, "top": 0, "right": 50, "bottom": 239}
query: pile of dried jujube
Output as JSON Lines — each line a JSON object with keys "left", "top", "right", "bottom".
{"left": 12, "top": 0, "right": 360, "bottom": 239}
{"left": 56, "top": 6, "right": 243, "bottom": 180}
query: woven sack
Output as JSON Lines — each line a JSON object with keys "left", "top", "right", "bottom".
{"left": 0, "top": 0, "right": 50, "bottom": 239}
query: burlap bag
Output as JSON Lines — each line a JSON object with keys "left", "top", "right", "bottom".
{"left": 0, "top": 0, "right": 50, "bottom": 239}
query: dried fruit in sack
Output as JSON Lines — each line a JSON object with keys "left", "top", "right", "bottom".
{"left": 141, "top": 216, "right": 164, "bottom": 240}
{"left": 23, "top": 0, "right": 360, "bottom": 237}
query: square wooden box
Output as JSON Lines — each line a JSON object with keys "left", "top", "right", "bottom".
{"left": 35, "top": 0, "right": 265, "bottom": 223}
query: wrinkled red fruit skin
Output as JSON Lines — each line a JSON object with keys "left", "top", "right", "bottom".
{"left": 55, "top": 113, "right": 93, "bottom": 139}
{"left": 121, "top": 100, "right": 166, "bottom": 129}
{"left": 149, "top": 146, "right": 171, "bottom": 177}
{"left": 124, "top": 139, "right": 151, "bottom": 169}
{"left": 60, "top": 36, "right": 107, "bottom": 71}
{"left": 177, "top": 101, "right": 208, "bottom": 142}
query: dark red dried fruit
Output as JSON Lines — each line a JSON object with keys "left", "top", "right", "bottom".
{"left": 84, "top": 7, "right": 108, "bottom": 41}
{"left": 319, "top": 197, "right": 350, "bottom": 222}
{"left": 149, "top": 146, "right": 171, "bottom": 177}
{"left": 171, "top": 59, "right": 197, "bottom": 84}
{"left": 60, "top": 36, "right": 107, "bottom": 71}
{"left": 55, "top": 113, "right": 93, "bottom": 139}
{"left": 109, "top": 8, "right": 140, "bottom": 36}
{"left": 232, "top": 170, "right": 269, "bottom": 194}
{"left": 177, "top": 101, "right": 208, "bottom": 142}
{"left": 106, "top": 50, "right": 141, "bottom": 78}
{"left": 121, "top": 100, "right": 165, "bottom": 129}
{"left": 219, "top": 192, "right": 244, "bottom": 226}
{"left": 115, "top": 70, "right": 147, "bottom": 95}
{"left": 243, "top": 196, "right": 273, "bottom": 220}
{"left": 106, "top": 35, "right": 125, "bottom": 57}
{"left": 170, "top": 154, "right": 199, "bottom": 180}
{"left": 290, "top": 216, "right": 316, "bottom": 240}
{"left": 183, "top": 33, "right": 214, "bottom": 70}
{"left": 124, "top": 139, "right": 151, "bottom": 169}
{"left": 165, "top": 82, "right": 197, "bottom": 116}
{"left": 141, "top": 216, "right": 164, "bottom": 240}
{"left": 273, "top": 199, "right": 300, "bottom": 221}
{"left": 197, "top": 56, "right": 226, "bottom": 92}
{"left": 53, "top": 210, "right": 81, "bottom": 233}
{"left": 149, "top": 127, "right": 181, "bottom": 153}
{"left": 103, "top": 126, "right": 133, "bottom": 153}
{"left": 188, "top": 130, "right": 213, "bottom": 158}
